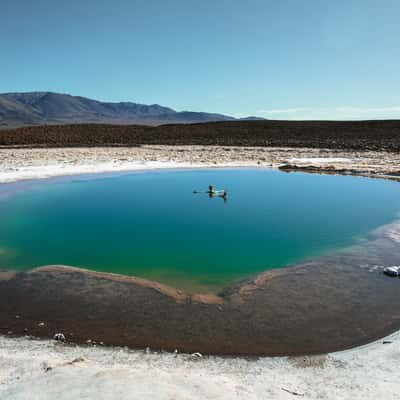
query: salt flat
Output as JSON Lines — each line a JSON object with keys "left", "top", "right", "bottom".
{"left": 0, "top": 332, "right": 399, "bottom": 400}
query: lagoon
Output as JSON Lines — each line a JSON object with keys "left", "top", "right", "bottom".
{"left": 1, "top": 169, "right": 400, "bottom": 292}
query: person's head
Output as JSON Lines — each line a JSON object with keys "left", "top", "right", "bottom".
{"left": 209, "top": 185, "right": 214, "bottom": 191}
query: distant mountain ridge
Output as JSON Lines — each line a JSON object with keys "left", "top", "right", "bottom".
{"left": 0, "top": 92, "right": 261, "bottom": 127}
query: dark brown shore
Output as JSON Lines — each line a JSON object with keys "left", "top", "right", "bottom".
{"left": 1, "top": 119, "right": 400, "bottom": 151}
{"left": 1, "top": 220, "right": 400, "bottom": 357}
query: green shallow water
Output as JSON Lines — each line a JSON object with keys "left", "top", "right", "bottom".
{"left": 0, "top": 169, "right": 400, "bottom": 293}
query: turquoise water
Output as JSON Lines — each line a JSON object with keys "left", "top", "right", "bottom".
{"left": 0, "top": 169, "right": 400, "bottom": 292}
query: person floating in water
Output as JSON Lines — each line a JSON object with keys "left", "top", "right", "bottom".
{"left": 193, "top": 185, "right": 227, "bottom": 202}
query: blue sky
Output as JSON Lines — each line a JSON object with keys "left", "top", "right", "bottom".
{"left": 1, "top": 0, "right": 399, "bottom": 119}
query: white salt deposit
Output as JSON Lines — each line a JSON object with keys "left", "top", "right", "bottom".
{"left": 0, "top": 147, "right": 399, "bottom": 184}
{"left": 0, "top": 332, "right": 399, "bottom": 400}
{"left": 0, "top": 160, "right": 259, "bottom": 184}
{"left": 288, "top": 157, "right": 354, "bottom": 164}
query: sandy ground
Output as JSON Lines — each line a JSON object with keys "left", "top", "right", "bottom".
{"left": 1, "top": 145, "right": 400, "bottom": 399}
{"left": 0, "top": 332, "right": 399, "bottom": 400}
{"left": 1, "top": 145, "right": 400, "bottom": 183}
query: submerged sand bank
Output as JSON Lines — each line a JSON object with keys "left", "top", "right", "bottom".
{"left": 1, "top": 219, "right": 400, "bottom": 357}
{"left": 1, "top": 145, "right": 400, "bottom": 183}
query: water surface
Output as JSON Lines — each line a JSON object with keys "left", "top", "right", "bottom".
{"left": 0, "top": 169, "right": 399, "bottom": 292}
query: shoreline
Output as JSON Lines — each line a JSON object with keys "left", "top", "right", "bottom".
{"left": 1, "top": 328, "right": 399, "bottom": 399}
{"left": 1, "top": 145, "right": 400, "bottom": 184}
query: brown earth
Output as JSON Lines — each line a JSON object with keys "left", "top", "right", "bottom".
{"left": 1, "top": 120, "right": 400, "bottom": 151}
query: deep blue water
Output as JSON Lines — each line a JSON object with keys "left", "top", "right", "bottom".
{"left": 0, "top": 169, "right": 399, "bottom": 292}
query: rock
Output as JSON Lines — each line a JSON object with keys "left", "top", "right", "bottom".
{"left": 53, "top": 333, "right": 66, "bottom": 342}
{"left": 70, "top": 357, "right": 85, "bottom": 364}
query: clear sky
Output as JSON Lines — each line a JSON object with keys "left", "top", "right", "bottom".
{"left": 1, "top": 0, "right": 399, "bottom": 119}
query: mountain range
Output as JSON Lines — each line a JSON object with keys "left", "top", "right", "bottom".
{"left": 0, "top": 92, "right": 263, "bottom": 128}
